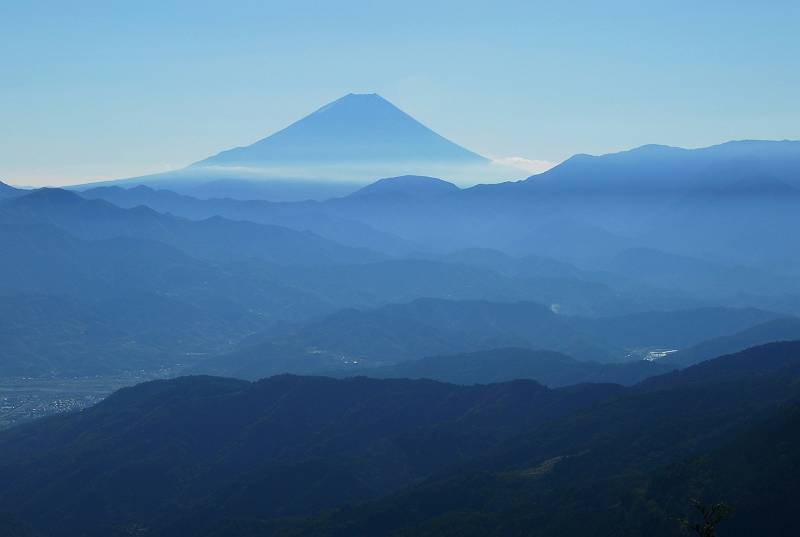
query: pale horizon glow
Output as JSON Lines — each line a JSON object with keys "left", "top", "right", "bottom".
{"left": 490, "top": 156, "right": 557, "bottom": 175}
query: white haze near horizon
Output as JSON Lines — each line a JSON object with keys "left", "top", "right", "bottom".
{"left": 6, "top": 157, "right": 557, "bottom": 190}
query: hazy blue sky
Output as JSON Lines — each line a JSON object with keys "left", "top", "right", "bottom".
{"left": 2, "top": 0, "right": 798, "bottom": 186}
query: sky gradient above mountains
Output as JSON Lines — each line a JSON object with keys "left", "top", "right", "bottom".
{"left": 2, "top": 1, "right": 798, "bottom": 185}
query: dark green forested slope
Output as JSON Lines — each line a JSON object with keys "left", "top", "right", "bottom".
{"left": 266, "top": 341, "right": 800, "bottom": 537}
{"left": 0, "top": 375, "right": 621, "bottom": 537}
{"left": 1, "top": 343, "right": 800, "bottom": 535}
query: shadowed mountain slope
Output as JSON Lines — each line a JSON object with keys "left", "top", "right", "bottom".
{"left": 269, "top": 341, "right": 800, "bottom": 537}
{"left": 0, "top": 375, "right": 620, "bottom": 537}
{"left": 668, "top": 316, "right": 800, "bottom": 367}
{"left": 0, "top": 181, "right": 25, "bottom": 200}
{"left": 3, "top": 343, "right": 800, "bottom": 536}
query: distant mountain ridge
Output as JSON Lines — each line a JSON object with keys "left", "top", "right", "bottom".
{"left": 48, "top": 138, "right": 800, "bottom": 312}
{"left": 314, "top": 140, "right": 800, "bottom": 279}
{"left": 79, "top": 184, "right": 414, "bottom": 254}
{"left": 0, "top": 187, "right": 381, "bottom": 266}
{"left": 516, "top": 139, "right": 800, "bottom": 192}
{"left": 348, "top": 175, "right": 460, "bottom": 200}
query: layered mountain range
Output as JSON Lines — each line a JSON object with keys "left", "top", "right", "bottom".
{"left": 3, "top": 131, "right": 800, "bottom": 379}
{"left": 2, "top": 93, "right": 800, "bottom": 536}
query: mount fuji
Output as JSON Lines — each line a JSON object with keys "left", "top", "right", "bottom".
{"left": 74, "top": 94, "right": 499, "bottom": 200}
{"left": 194, "top": 93, "right": 488, "bottom": 168}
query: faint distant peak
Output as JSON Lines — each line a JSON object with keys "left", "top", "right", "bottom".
{"left": 26, "top": 187, "right": 84, "bottom": 202}
{"left": 81, "top": 185, "right": 125, "bottom": 194}
{"left": 558, "top": 139, "right": 800, "bottom": 167}
{"left": 521, "top": 139, "right": 800, "bottom": 191}
{"left": 629, "top": 143, "right": 683, "bottom": 152}
{"left": 130, "top": 184, "right": 156, "bottom": 193}
{"left": 566, "top": 144, "right": 686, "bottom": 162}
{"left": 349, "top": 175, "right": 460, "bottom": 199}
